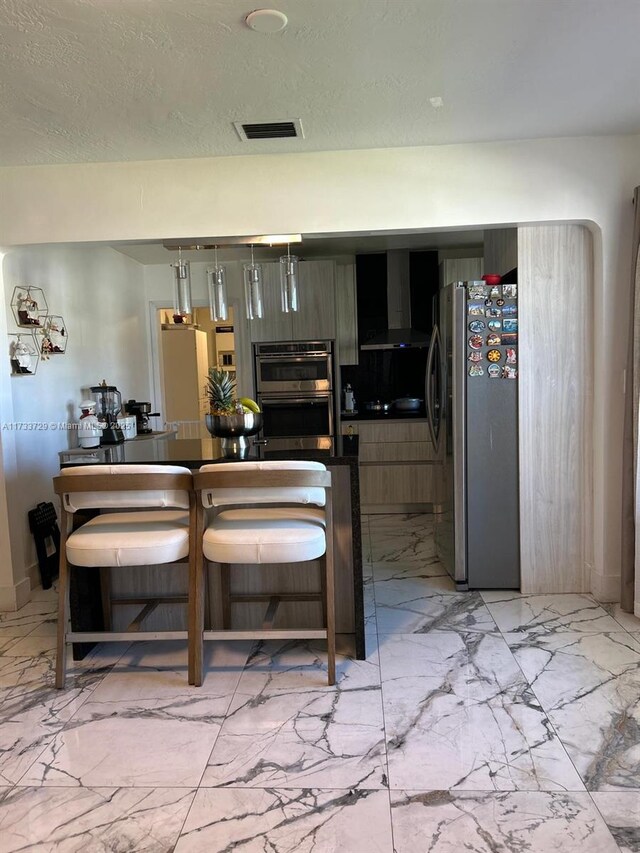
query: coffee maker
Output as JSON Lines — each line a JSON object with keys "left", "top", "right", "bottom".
{"left": 124, "top": 399, "right": 160, "bottom": 435}
{"left": 90, "top": 381, "right": 124, "bottom": 444}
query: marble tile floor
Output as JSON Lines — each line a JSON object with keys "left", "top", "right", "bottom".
{"left": 1, "top": 514, "right": 640, "bottom": 851}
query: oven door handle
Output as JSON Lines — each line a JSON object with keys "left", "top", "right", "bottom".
{"left": 259, "top": 395, "right": 332, "bottom": 405}
{"left": 255, "top": 354, "right": 330, "bottom": 362}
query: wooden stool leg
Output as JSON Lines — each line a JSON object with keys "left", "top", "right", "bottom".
{"left": 220, "top": 563, "right": 231, "bottom": 629}
{"left": 189, "top": 505, "right": 205, "bottom": 687}
{"left": 55, "top": 551, "right": 70, "bottom": 689}
{"left": 325, "top": 542, "right": 336, "bottom": 685}
{"left": 320, "top": 562, "right": 328, "bottom": 628}
{"left": 99, "top": 567, "right": 112, "bottom": 630}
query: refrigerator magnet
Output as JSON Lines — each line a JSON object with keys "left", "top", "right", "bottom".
{"left": 487, "top": 364, "right": 501, "bottom": 378}
{"left": 502, "top": 284, "right": 517, "bottom": 298}
{"left": 468, "top": 302, "right": 485, "bottom": 316}
{"left": 506, "top": 348, "right": 517, "bottom": 364}
{"left": 468, "top": 320, "right": 486, "bottom": 333}
{"left": 503, "top": 318, "right": 518, "bottom": 333}
{"left": 502, "top": 304, "right": 518, "bottom": 316}
{"left": 468, "top": 351, "right": 483, "bottom": 362}
{"left": 468, "top": 363, "right": 484, "bottom": 376}
{"left": 484, "top": 297, "right": 493, "bottom": 307}
{"left": 496, "top": 298, "right": 505, "bottom": 307}
{"left": 489, "top": 286, "right": 501, "bottom": 299}
{"left": 486, "top": 307, "right": 502, "bottom": 318}
{"left": 468, "top": 334, "right": 483, "bottom": 349}
{"left": 501, "top": 365, "right": 518, "bottom": 379}
{"left": 468, "top": 284, "right": 486, "bottom": 299}
{"left": 501, "top": 332, "right": 518, "bottom": 346}
{"left": 488, "top": 319, "right": 502, "bottom": 332}
{"left": 487, "top": 349, "right": 502, "bottom": 363}
{"left": 486, "top": 333, "right": 501, "bottom": 346}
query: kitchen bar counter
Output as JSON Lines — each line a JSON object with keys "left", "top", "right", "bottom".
{"left": 69, "top": 434, "right": 359, "bottom": 467}
{"left": 62, "top": 437, "right": 364, "bottom": 660}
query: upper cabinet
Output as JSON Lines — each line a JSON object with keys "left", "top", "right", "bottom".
{"left": 335, "top": 263, "right": 358, "bottom": 365}
{"left": 249, "top": 259, "right": 337, "bottom": 343}
{"left": 292, "top": 260, "right": 336, "bottom": 340}
{"left": 483, "top": 228, "right": 517, "bottom": 276}
{"left": 439, "top": 256, "right": 484, "bottom": 288}
{"left": 247, "top": 262, "right": 293, "bottom": 343}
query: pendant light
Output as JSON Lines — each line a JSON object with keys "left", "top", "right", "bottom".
{"left": 279, "top": 243, "right": 299, "bottom": 313}
{"left": 243, "top": 244, "right": 264, "bottom": 320}
{"left": 207, "top": 246, "right": 229, "bottom": 322}
{"left": 170, "top": 248, "right": 192, "bottom": 323}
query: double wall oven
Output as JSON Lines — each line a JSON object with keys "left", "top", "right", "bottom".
{"left": 254, "top": 341, "right": 335, "bottom": 454}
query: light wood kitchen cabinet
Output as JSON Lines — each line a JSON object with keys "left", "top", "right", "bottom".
{"left": 335, "top": 262, "right": 358, "bottom": 365}
{"left": 343, "top": 419, "right": 441, "bottom": 512}
{"left": 292, "top": 260, "right": 336, "bottom": 340}
{"left": 249, "top": 260, "right": 336, "bottom": 343}
{"left": 439, "top": 256, "right": 484, "bottom": 288}
{"left": 248, "top": 263, "right": 293, "bottom": 343}
{"left": 161, "top": 327, "right": 209, "bottom": 438}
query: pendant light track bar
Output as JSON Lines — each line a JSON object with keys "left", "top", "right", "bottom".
{"left": 163, "top": 235, "right": 301, "bottom": 250}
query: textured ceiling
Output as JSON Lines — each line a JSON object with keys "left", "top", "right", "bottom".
{"left": 1, "top": 0, "right": 639, "bottom": 168}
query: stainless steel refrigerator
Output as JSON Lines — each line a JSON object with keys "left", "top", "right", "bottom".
{"left": 426, "top": 280, "right": 520, "bottom": 590}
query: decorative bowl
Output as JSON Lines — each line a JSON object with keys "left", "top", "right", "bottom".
{"left": 482, "top": 273, "right": 502, "bottom": 285}
{"left": 205, "top": 412, "right": 263, "bottom": 438}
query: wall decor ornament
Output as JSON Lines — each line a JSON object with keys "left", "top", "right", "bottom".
{"left": 10, "top": 286, "right": 48, "bottom": 328}
{"left": 8, "top": 332, "right": 39, "bottom": 376}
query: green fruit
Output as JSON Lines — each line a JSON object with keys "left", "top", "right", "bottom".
{"left": 239, "top": 397, "right": 260, "bottom": 413}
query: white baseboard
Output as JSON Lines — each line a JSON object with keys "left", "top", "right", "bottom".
{"left": 590, "top": 570, "right": 620, "bottom": 603}
{"left": 26, "top": 561, "right": 41, "bottom": 593}
{"left": 0, "top": 576, "right": 31, "bottom": 612}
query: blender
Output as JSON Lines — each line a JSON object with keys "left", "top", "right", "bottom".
{"left": 90, "top": 380, "right": 124, "bottom": 444}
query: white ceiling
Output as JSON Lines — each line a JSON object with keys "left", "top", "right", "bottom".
{"left": 1, "top": 0, "right": 639, "bottom": 169}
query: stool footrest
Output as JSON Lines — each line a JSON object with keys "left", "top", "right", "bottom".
{"left": 230, "top": 593, "right": 322, "bottom": 603}
{"left": 203, "top": 629, "right": 327, "bottom": 641}
{"left": 66, "top": 631, "right": 187, "bottom": 642}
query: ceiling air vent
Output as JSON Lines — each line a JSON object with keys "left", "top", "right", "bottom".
{"left": 234, "top": 119, "right": 304, "bottom": 141}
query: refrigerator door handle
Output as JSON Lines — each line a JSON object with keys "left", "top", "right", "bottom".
{"left": 425, "top": 324, "right": 442, "bottom": 451}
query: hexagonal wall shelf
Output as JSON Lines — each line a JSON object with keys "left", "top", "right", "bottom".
{"left": 10, "top": 286, "right": 48, "bottom": 329}
{"left": 40, "top": 315, "right": 68, "bottom": 357}
{"left": 8, "top": 332, "right": 39, "bottom": 376}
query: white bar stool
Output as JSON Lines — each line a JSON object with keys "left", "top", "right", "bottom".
{"left": 52, "top": 464, "right": 195, "bottom": 688}
{"left": 189, "top": 461, "right": 335, "bottom": 687}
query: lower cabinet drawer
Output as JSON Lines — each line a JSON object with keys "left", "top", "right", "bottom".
{"left": 359, "top": 441, "right": 437, "bottom": 463}
{"left": 360, "top": 463, "right": 436, "bottom": 505}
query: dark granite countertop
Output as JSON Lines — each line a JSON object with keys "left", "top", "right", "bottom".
{"left": 61, "top": 435, "right": 359, "bottom": 468}
{"left": 340, "top": 409, "right": 427, "bottom": 422}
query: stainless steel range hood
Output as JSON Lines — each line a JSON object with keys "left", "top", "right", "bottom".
{"left": 360, "top": 250, "right": 431, "bottom": 350}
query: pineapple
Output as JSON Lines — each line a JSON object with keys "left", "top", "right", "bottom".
{"left": 207, "top": 368, "right": 236, "bottom": 415}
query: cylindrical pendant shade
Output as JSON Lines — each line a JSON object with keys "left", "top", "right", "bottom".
{"left": 208, "top": 266, "right": 229, "bottom": 321}
{"left": 279, "top": 254, "right": 299, "bottom": 313}
{"left": 243, "top": 262, "right": 264, "bottom": 320}
{"left": 171, "top": 260, "right": 192, "bottom": 319}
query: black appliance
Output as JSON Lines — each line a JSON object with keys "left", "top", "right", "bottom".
{"left": 124, "top": 399, "right": 160, "bottom": 435}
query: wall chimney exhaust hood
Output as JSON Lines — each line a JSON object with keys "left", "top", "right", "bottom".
{"left": 360, "top": 250, "right": 431, "bottom": 350}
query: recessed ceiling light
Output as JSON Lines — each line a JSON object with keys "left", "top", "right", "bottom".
{"left": 245, "top": 9, "right": 288, "bottom": 32}
{"left": 430, "top": 96, "right": 444, "bottom": 109}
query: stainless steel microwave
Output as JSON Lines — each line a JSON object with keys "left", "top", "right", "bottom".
{"left": 254, "top": 341, "right": 333, "bottom": 395}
